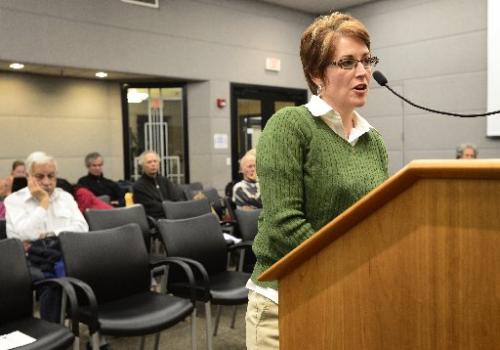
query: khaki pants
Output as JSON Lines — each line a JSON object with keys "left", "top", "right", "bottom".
{"left": 245, "top": 290, "right": 279, "bottom": 349}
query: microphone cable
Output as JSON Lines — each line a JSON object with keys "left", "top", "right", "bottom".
{"left": 372, "top": 70, "right": 500, "bottom": 118}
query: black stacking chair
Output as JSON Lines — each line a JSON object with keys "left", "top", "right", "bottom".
{"left": 162, "top": 198, "right": 211, "bottom": 219}
{"left": 0, "top": 219, "right": 6, "bottom": 240}
{"left": 96, "top": 194, "right": 111, "bottom": 204}
{"left": 163, "top": 198, "right": 236, "bottom": 248}
{"left": 234, "top": 208, "right": 261, "bottom": 242}
{"left": 0, "top": 238, "right": 79, "bottom": 350}
{"left": 157, "top": 213, "right": 251, "bottom": 349}
{"left": 84, "top": 204, "right": 154, "bottom": 252}
{"left": 184, "top": 187, "right": 226, "bottom": 219}
{"left": 180, "top": 182, "right": 203, "bottom": 200}
{"left": 59, "top": 224, "right": 197, "bottom": 350}
{"left": 234, "top": 209, "right": 261, "bottom": 272}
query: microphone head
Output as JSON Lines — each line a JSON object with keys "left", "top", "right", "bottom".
{"left": 372, "top": 70, "right": 388, "bottom": 87}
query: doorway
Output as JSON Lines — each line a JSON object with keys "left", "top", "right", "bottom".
{"left": 121, "top": 83, "right": 189, "bottom": 183}
{"left": 230, "top": 83, "right": 308, "bottom": 180}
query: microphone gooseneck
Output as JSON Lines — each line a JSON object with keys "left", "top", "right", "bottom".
{"left": 372, "top": 70, "right": 500, "bottom": 118}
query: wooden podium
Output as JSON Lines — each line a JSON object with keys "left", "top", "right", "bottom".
{"left": 259, "top": 160, "right": 500, "bottom": 350}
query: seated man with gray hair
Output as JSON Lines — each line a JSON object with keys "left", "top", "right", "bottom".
{"left": 132, "top": 150, "right": 182, "bottom": 219}
{"left": 456, "top": 143, "right": 478, "bottom": 159}
{"left": 5, "top": 151, "right": 88, "bottom": 322}
{"left": 78, "top": 151, "right": 124, "bottom": 206}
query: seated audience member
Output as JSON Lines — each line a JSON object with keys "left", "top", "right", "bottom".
{"left": 456, "top": 143, "right": 478, "bottom": 159}
{"left": 77, "top": 152, "right": 124, "bottom": 206}
{"left": 132, "top": 150, "right": 181, "bottom": 219}
{"left": 5, "top": 151, "right": 88, "bottom": 322}
{"left": 232, "top": 149, "right": 262, "bottom": 210}
{"left": 0, "top": 160, "right": 27, "bottom": 198}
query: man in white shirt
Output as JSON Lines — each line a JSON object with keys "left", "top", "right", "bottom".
{"left": 5, "top": 151, "right": 88, "bottom": 322}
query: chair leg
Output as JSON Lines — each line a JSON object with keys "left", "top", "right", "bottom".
{"left": 91, "top": 333, "right": 100, "bottom": 350}
{"left": 213, "top": 305, "right": 222, "bottom": 336}
{"left": 191, "top": 308, "right": 197, "bottom": 350}
{"left": 238, "top": 250, "right": 245, "bottom": 272}
{"left": 73, "top": 337, "right": 79, "bottom": 350}
{"left": 204, "top": 302, "right": 213, "bottom": 350}
{"left": 230, "top": 305, "right": 238, "bottom": 328}
{"left": 139, "top": 336, "right": 146, "bottom": 350}
{"left": 59, "top": 289, "right": 67, "bottom": 324}
{"left": 153, "top": 333, "right": 161, "bottom": 350}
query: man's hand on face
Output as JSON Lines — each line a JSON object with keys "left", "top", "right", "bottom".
{"left": 28, "top": 176, "right": 50, "bottom": 209}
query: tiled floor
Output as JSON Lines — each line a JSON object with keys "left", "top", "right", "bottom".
{"left": 78, "top": 303, "right": 247, "bottom": 349}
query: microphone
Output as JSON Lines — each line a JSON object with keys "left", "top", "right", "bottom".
{"left": 372, "top": 70, "right": 500, "bottom": 118}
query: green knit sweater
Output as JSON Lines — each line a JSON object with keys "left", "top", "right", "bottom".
{"left": 251, "top": 105, "right": 388, "bottom": 290}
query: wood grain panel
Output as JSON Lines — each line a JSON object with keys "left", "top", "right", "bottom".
{"left": 278, "top": 178, "right": 500, "bottom": 349}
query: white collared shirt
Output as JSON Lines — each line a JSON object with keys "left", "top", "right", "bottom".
{"left": 5, "top": 187, "right": 89, "bottom": 241}
{"left": 305, "top": 94, "right": 373, "bottom": 145}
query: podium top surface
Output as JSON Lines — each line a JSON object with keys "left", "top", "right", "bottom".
{"left": 259, "top": 159, "right": 500, "bottom": 282}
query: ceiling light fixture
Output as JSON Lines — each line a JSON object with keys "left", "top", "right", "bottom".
{"left": 127, "top": 89, "right": 149, "bottom": 103}
{"left": 95, "top": 71, "right": 108, "bottom": 78}
{"left": 9, "top": 63, "right": 25, "bottom": 70}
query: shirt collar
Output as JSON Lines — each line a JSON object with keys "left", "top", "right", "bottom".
{"left": 305, "top": 94, "right": 334, "bottom": 117}
{"left": 305, "top": 95, "right": 373, "bottom": 145}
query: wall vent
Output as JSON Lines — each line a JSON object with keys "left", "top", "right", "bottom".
{"left": 121, "top": 0, "right": 159, "bottom": 8}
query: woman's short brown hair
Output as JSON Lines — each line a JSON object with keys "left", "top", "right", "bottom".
{"left": 300, "top": 12, "right": 371, "bottom": 94}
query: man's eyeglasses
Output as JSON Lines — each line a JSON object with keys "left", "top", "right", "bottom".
{"left": 33, "top": 173, "right": 56, "bottom": 181}
{"left": 330, "top": 56, "right": 379, "bottom": 70}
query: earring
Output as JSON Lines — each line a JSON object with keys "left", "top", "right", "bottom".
{"left": 317, "top": 84, "right": 323, "bottom": 97}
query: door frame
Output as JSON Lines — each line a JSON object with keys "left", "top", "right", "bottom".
{"left": 230, "top": 83, "right": 308, "bottom": 180}
{"left": 120, "top": 82, "right": 189, "bottom": 182}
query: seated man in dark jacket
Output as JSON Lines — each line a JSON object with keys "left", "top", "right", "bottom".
{"left": 77, "top": 152, "right": 124, "bottom": 206}
{"left": 132, "top": 150, "right": 181, "bottom": 219}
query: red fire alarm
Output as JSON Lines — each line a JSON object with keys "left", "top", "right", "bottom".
{"left": 216, "top": 98, "right": 227, "bottom": 108}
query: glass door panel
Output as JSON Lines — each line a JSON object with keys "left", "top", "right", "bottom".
{"left": 123, "top": 85, "right": 187, "bottom": 183}
{"left": 230, "top": 84, "right": 307, "bottom": 180}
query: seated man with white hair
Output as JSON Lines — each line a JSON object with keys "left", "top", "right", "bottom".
{"left": 232, "top": 149, "right": 262, "bottom": 210}
{"left": 132, "top": 150, "right": 182, "bottom": 219}
{"left": 5, "top": 151, "right": 88, "bottom": 322}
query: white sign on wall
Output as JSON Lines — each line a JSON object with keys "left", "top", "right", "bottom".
{"left": 213, "top": 134, "right": 228, "bottom": 149}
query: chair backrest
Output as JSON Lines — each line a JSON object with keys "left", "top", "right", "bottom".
{"left": 60, "top": 224, "right": 150, "bottom": 303}
{"left": 84, "top": 204, "right": 151, "bottom": 250}
{"left": 157, "top": 213, "right": 227, "bottom": 275}
{"left": 97, "top": 194, "right": 111, "bottom": 204}
{"left": 235, "top": 208, "right": 261, "bottom": 241}
{"left": 162, "top": 198, "right": 211, "bottom": 219}
{"left": 0, "top": 239, "right": 33, "bottom": 322}
{"left": 182, "top": 182, "right": 204, "bottom": 200}
{"left": 186, "top": 187, "right": 225, "bottom": 219}
{"left": 0, "top": 219, "right": 6, "bottom": 240}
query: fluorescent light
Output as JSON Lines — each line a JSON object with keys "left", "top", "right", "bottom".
{"left": 9, "top": 63, "right": 24, "bottom": 70}
{"left": 127, "top": 89, "right": 149, "bottom": 103}
{"left": 95, "top": 71, "right": 108, "bottom": 78}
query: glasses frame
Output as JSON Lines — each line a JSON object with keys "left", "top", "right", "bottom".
{"left": 32, "top": 173, "right": 57, "bottom": 181}
{"left": 330, "top": 56, "right": 379, "bottom": 70}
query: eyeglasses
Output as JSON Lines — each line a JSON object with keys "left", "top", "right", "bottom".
{"left": 330, "top": 56, "right": 379, "bottom": 70}
{"left": 33, "top": 173, "right": 56, "bottom": 181}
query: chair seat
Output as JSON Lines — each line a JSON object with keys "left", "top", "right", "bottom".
{"left": 80, "top": 291, "right": 194, "bottom": 336}
{"left": 0, "top": 317, "right": 74, "bottom": 350}
{"left": 170, "top": 271, "right": 250, "bottom": 305}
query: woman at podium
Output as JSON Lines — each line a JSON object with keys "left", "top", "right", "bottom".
{"left": 245, "top": 11, "right": 389, "bottom": 349}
